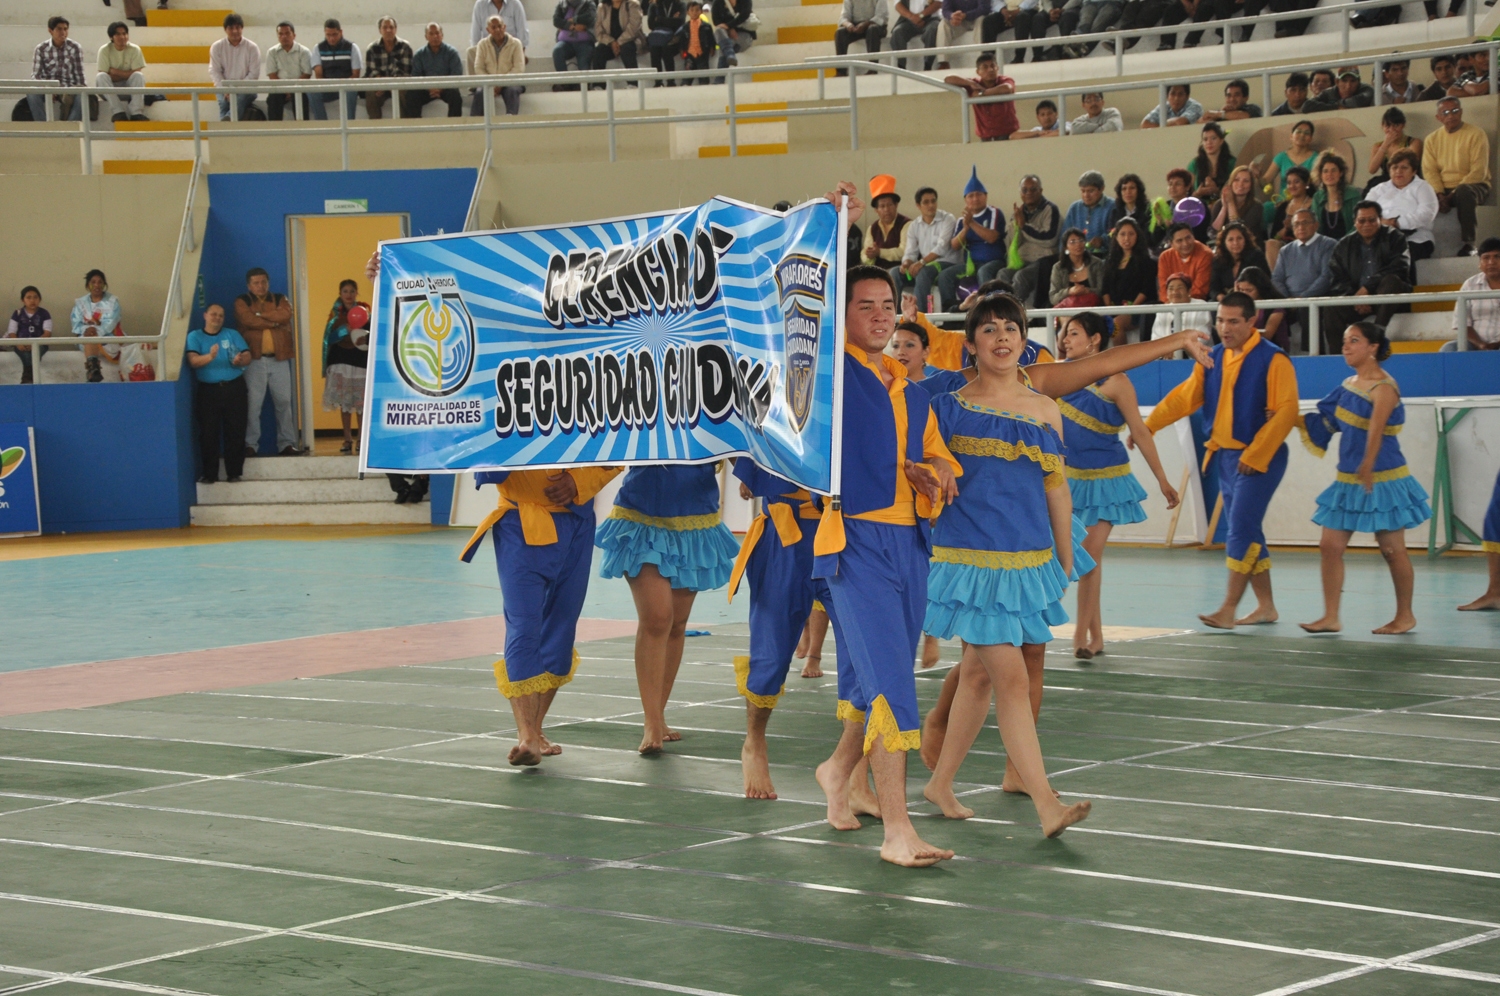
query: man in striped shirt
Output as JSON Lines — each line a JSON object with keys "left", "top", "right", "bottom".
{"left": 30, "top": 16, "right": 86, "bottom": 122}
{"left": 208, "top": 13, "right": 262, "bottom": 120}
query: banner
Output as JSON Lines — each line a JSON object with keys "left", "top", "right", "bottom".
{"left": 0, "top": 423, "right": 41, "bottom": 538}
{"left": 360, "top": 197, "right": 845, "bottom": 495}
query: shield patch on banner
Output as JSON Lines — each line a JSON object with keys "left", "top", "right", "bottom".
{"left": 774, "top": 252, "right": 829, "bottom": 434}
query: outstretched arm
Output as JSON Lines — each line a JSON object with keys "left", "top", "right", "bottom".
{"left": 1105, "top": 373, "right": 1179, "bottom": 509}
{"left": 1024, "top": 328, "right": 1212, "bottom": 399}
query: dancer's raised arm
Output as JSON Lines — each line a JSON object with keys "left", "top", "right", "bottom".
{"left": 1025, "top": 328, "right": 1212, "bottom": 399}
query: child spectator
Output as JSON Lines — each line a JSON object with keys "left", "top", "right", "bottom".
{"left": 1007, "top": 99, "right": 1067, "bottom": 140}
{"left": 5, "top": 287, "right": 52, "bottom": 385}
{"left": 673, "top": 1, "right": 716, "bottom": 83}
{"left": 70, "top": 269, "right": 123, "bottom": 384}
{"left": 323, "top": 280, "right": 369, "bottom": 454}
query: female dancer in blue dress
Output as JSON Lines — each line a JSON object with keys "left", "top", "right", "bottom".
{"left": 1458, "top": 472, "right": 1500, "bottom": 611}
{"left": 1056, "top": 312, "right": 1179, "bottom": 659}
{"left": 919, "top": 292, "right": 1093, "bottom": 836}
{"left": 597, "top": 464, "right": 740, "bottom": 753}
{"left": 1299, "top": 321, "right": 1430, "bottom": 635}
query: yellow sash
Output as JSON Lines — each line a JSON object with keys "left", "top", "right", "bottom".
{"left": 727, "top": 501, "right": 817, "bottom": 600}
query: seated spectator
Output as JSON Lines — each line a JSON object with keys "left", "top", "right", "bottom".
{"left": 323, "top": 280, "right": 370, "bottom": 454}
{"left": 1216, "top": 0, "right": 1268, "bottom": 44}
{"left": 1234, "top": 266, "right": 1288, "bottom": 351}
{"left": 472, "top": 0, "right": 531, "bottom": 54}
{"left": 311, "top": 20, "right": 361, "bottom": 121}
{"left": 265, "top": 22, "right": 314, "bottom": 121}
{"left": 1061, "top": 0, "right": 1124, "bottom": 56}
{"left": 1109, "top": 173, "right": 1151, "bottom": 233}
{"left": 1269, "top": 72, "right": 1310, "bottom": 116}
{"left": 937, "top": 169, "right": 1007, "bottom": 311}
{"left": 1070, "top": 92, "right": 1122, "bottom": 134}
{"left": 673, "top": 1, "right": 716, "bottom": 84}
{"left": 1004, "top": 175, "right": 1063, "bottom": 308}
{"left": 210, "top": 14, "right": 262, "bottom": 121}
{"left": 1306, "top": 67, "right": 1374, "bottom": 112}
{"left": 645, "top": 0, "right": 686, "bottom": 82}
{"left": 1103, "top": 218, "right": 1156, "bottom": 342}
{"left": 1189, "top": 123, "right": 1235, "bottom": 213}
{"left": 1006, "top": 98, "right": 1066, "bottom": 140}
{"left": 1418, "top": 54, "right": 1458, "bottom": 102}
{"left": 1062, "top": 170, "right": 1114, "bottom": 253}
{"left": 30, "top": 16, "right": 85, "bottom": 123}
{"left": 1449, "top": 236, "right": 1500, "bottom": 351}
{"left": 1212, "top": 165, "right": 1266, "bottom": 244}
{"left": 1451, "top": 51, "right": 1491, "bottom": 97}
{"left": 899, "top": 186, "right": 963, "bottom": 311}
{"left": 1050, "top": 228, "right": 1106, "bottom": 307}
{"left": 553, "top": 0, "right": 597, "bottom": 84}
{"left": 1368, "top": 149, "right": 1437, "bottom": 278}
{"left": 1350, "top": 0, "right": 1400, "bottom": 28}
{"left": 1156, "top": 0, "right": 1220, "bottom": 52}
{"left": 1141, "top": 84, "right": 1202, "bottom": 129}
{"left": 97, "top": 22, "right": 147, "bottom": 124}
{"left": 932, "top": 0, "right": 983, "bottom": 69}
{"left": 1266, "top": 165, "right": 1314, "bottom": 248}
{"left": 1269, "top": 0, "right": 1316, "bottom": 38}
{"left": 1201, "top": 78, "right": 1262, "bottom": 123}
{"left": 712, "top": 0, "right": 756, "bottom": 73}
{"left": 1261, "top": 119, "right": 1317, "bottom": 198}
{"left": 1325, "top": 201, "right": 1411, "bottom": 352}
{"left": 1010, "top": 0, "right": 1071, "bottom": 64}
{"left": 1382, "top": 59, "right": 1421, "bottom": 104}
{"left": 1423, "top": 97, "right": 1492, "bottom": 255}
{"left": 235, "top": 268, "right": 298, "bottom": 456}
{"left": 187, "top": 304, "right": 251, "bottom": 484}
{"left": 862, "top": 176, "right": 910, "bottom": 278}
{"left": 1311, "top": 152, "right": 1362, "bottom": 241}
{"left": 5, "top": 286, "right": 52, "bottom": 385}
{"left": 70, "top": 269, "right": 124, "bottom": 383}
{"left": 407, "top": 23, "right": 464, "bottom": 117}
{"left": 1153, "top": 272, "right": 1214, "bottom": 342}
{"left": 1149, "top": 168, "right": 1209, "bottom": 248}
{"left": 1210, "top": 221, "right": 1269, "bottom": 301}
{"left": 1157, "top": 222, "right": 1213, "bottom": 301}
{"left": 1271, "top": 208, "right": 1336, "bottom": 344}
{"left": 891, "top": 0, "right": 940, "bottom": 73}
{"left": 364, "top": 18, "right": 413, "bottom": 119}
{"left": 592, "top": 0, "right": 645, "bottom": 84}
{"left": 834, "top": 0, "right": 886, "bottom": 73}
{"left": 1305, "top": 67, "right": 1336, "bottom": 105}
{"left": 474, "top": 15, "right": 526, "bottom": 114}
{"left": 944, "top": 53, "right": 1017, "bottom": 142}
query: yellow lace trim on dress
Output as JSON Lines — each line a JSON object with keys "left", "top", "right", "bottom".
{"left": 494, "top": 648, "right": 580, "bottom": 699}
{"left": 1296, "top": 416, "right": 1327, "bottom": 458}
{"left": 733, "top": 655, "right": 784, "bottom": 709}
{"left": 1335, "top": 406, "right": 1402, "bottom": 435}
{"left": 1226, "top": 542, "right": 1271, "bottom": 576}
{"left": 954, "top": 395, "right": 1048, "bottom": 428}
{"left": 607, "top": 506, "right": 723, "bottom": 531}
{"left": 1337, "top": 466, "right": 1411, "bottom": 485}
{"left": 836, "top": 699, "right": 865, "bottom": 723}
{"left": 1341, "top": 375, "right": 1398, "bottom": 403}
{"left": 863, "top": 695, "right": 920, "bottom": 754}
{"left": 932, "top": 546, "right": 1054, "bottom": 569}
{"left": 1059, "top": 399, "right": 1124, "bottom": 436}
{"left": 947, "top": 435, "right": 1063, "bottom": 473}
{"left": 1065, "top": 463, "right": 1131, "bottom": 480}
{"left": 1044, "top": 470, "right": 1066, "bottom": 491}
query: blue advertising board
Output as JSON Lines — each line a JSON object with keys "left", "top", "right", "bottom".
{"left": 0, "top": 423, "right": 41, "bottom": 537}
{"left": 359, "top": 197, "right": 847, "bottom": 495}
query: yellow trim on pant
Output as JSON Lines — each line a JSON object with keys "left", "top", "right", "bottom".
{"left": 863, "top": 694, "right": 921, "bottom": 754}
{"left": 733, "top": 654, "right": 784, "bottom": 709}
{"left": 836, "top": 699, "right": 865, "bottom": 723}
{"left": 811, "top": 599, "right": 826, "bottom": 614}
{"left": 1483, "top": 541, "right": 1500, "bottom": 553}
{"left": 494, "top": 648, "right": 580, "bottom": 699}
{"left": 1226, "top": 542, "right": 1272, "bottom": 576}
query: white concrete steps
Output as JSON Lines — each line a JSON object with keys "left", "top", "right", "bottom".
{"left": 238, "top": 454, "right": 365, "bottom": 479}
{"left": 197, "top": 476, "right": 397, "bottom": 503}
{"left": 191, "top": 500, "right": 431, "bottom": 525}
{"left": 191, "top": 453, "right": 431, "bottom": 525}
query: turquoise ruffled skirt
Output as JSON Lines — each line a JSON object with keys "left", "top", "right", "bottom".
{"left": 1068, "top": 471, "right": 1149, "bottom": 528}
{"left": 1312, "top": 474, "right": 1431, "bottom": 534}
{"left": 596, "top": 514, "right": 739, "bottom": 591}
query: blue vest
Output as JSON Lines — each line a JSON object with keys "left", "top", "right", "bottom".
{"left": 838, "top": 351, "right": 930, "bottom": 517}
{"left": 1202, "top": 337, "right": 1283, "bottom": 448}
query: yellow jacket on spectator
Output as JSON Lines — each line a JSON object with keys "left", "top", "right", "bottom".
{"left": 1422, "top": 121, "right": 1491, "bottom": 194}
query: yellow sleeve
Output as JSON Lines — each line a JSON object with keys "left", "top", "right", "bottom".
{"left": 568, "top": 466, "right": 624, "bottom": 504}
{"left": 1032, "top": 345, "right": 1055, "bottom": 364}
{"left": 862, "top": 225, "right": 877, "bottom": 257}
{"left": 1143, "top": 364, "right": 1206, "bottom": 435}
{"left": 920, "top": 408, "right": 962, "bottom": 478}
{"left": 921, "top": 315, "right": 968, "bottom": 371}
{"left": 1242, "top": 353, "right": 1299, "bottom": 472}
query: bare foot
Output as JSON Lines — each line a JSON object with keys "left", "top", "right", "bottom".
{"left": 879, "top": 831, "right": 955, "bottom": 867}
{"left": 1373, "top": 614, "right": 1416, "bottom": 635}
{"left": 801, "top": 655, "right": 824, "bottom": 678}
{"left": 849, "top": 770, "right": 882, "bottom": 819}
{"left": 639, "top": 724, "right": 665, "bottom": 755}
{"left": 919, "top": 707, "right": 946, "bottom": 772}
{"left": 538, "top": 734, "right": 562, "bottom": 756}
{"left": 815, "top": 760, "right": 861, "bottom": 831}
{"left": 741, "top": 737, "right": 777, "bottom": 800}
{"left": 1041, "top": 800, "right": 1092, "bottom": 838}
{"left": 662, "top": 728, "right": 682, "bottom": 742}
{"left": 921, "top": 634, "right": 942, "bottom": 669}
{"left": 1235, "top": 606, "right": 1279, "bottom": 625}
{"left": 1458, "top": 593, "right": 1500, "bottom": 611}
{"left": 1089, "top": 642, "right": 1104, "bottom": 656}
{"left": 1198, "top": 608, "right": 1237, "bottom": 630}
{"left": 508, "top": 742, "right": 542, "bottom": 766}
{"left": 1002, "top": 761, "right": 1059, "bottom": 799}
{"left": 922, "top": 780, "right": 974, "bottom": 819}
{"left": 1299, "top": 616, "right": 1341, "bottom": 633}
{"left": 1073, "top": 647, "right": 1093, "bottom": 661}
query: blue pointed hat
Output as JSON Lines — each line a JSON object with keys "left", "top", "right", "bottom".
{"left": 964, "top": 166, "right": 986, "bottom": 196}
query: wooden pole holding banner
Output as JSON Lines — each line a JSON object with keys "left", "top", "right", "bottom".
{"left": 1161, "top": 463, "right": 1194, "bottom": 548}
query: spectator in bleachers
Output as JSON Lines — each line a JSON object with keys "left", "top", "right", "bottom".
{"left": 1103, "top": 217, "right": 1156, "bottom": 341}
{"left": 1262, "top": 119, "right": 1316, "bottom": 197}
{"left": 944, "top": 54, "right": 1017, "bottom": 142}
{"left": 1350, "top": 0, "right": 1399, "bottom": 29}
{"left": 323, "top": 280, "right": 369, "bottom": 454}
{"left": 1007, "top": 99, "right": 1066, "bottom": 140}
{"left": 210, "top": 14, "right": 262, "bottom": 121}
{"left": 29, "top": 16, "right": 85, "bottom": 123}
{"left": 1153, "top": 272, "right": 1213, "bottom": 341}
{"left": 1070, "top": 92, "right": 1122, "bottom": 134}
{"left": 1311, "top": 153, "right": 1362, "bottom": 241}
{"left": 1216, "top": 0, "right": 1267, "bottom": 43}
{"left": 1201, "top": 79, "right": 1261, "bottom": 124}
{"left": 1157, "top": 222, "right": 1212, "bottom": 301}
{"left": 900, "top": 186, "right": 962, "bottom": 311}
{"left": 407, "top": 24, "right": 464, "bottom": 117}
{"left": 1381, "top": 60, "right": 1420, "bottom": 105}
{"left": 1188, "top": 122, "right": 1235, "bottom": 213}
{"left": 97, "top": 22, "right": 147, "bottom": 124}
{"left": 1325, "top": 201, "right": 1411, "bottom": 351}
{"left": 1417, "top": 54, "right": 1458, "bottom": 101}
{"left": 1108, "top": 173, "right": 1150, "bottom": 233}
{"left": 1269, "top": 72, "right": 1310, "bottom": 116}
{"left": 311, "top": 20, "right": 361, "bottom": 121}
{"left": 932, "top": 0, "right": 983, "bottom": 69}
{"left": 592, "top": 0, "right": 645, "bottom": 78}
{"left": 674, "top": 1, "right": 716, "bottom": 83}
{"left": 936, "top": 168, "right": 1006, "bottom": 310}
{"left": 474, "top": 15, "right": 526, "bottom": 113}
{"left": 364, "top": 18, "right": 413, "bottom": 119}
{"left": 1062, "top": 0, "right": 1124, "bottom": 56}
{"left": 1451, "top": 51, "right": 1490, "bottom": 97}
{"left": 645, "top": 0, "right": 686, "bottom": 81}
{"left": 1062, "top": 170, "right": 1114, "bottom": 252}
{"left": 1268, "top": 0, "right": 1315, "bottom": 38}
{"left": 835, "top": 0, "right": 887, "bottom": 73}
{"left": 891, "top": 0, "right": 941, "bottom": 72}
{"left": 1233, "top": 266, "right": 1288, "bottom": 351}
{"left": 1271, "top": 208, "right": 1336, "bottom": 342}
{"left": 552, "top": 0, "right": 597, "bottom": 84}
{"left": 1423, "top": 97, "right": 1491, "bottom": 256}
{"left": 862, "top": 177, "right": 910, "bottom": 278}
{"left": 1115, "top": 0, "right": 1162, "bottom": 50}
{"left": 1266, "top": 165, "right": 1314, "bottom": 246}
{"left": 1212, "top": 166, "right": 1266, "bottom": 243}
{"left": 1050, "top": 228, "right": 1106, "bottom": 307}
{"left": 234, "top": 268, "right": 298, "bottom": 457}
{"left": 1368, "top": 149, "right": 1437, "bottom": 278}
{"left": 1450, "top": 237, "right": 1500, "bottom": 350}
{"left": 1210, "top": 221, "right": 1269, "bottom": 301}
{"left": 712, "top": 0, "right": 756, "bottom": 73}
{"left": 473, "top": 0, "right": 532, "bottom": 54}
{"left": 1306, "top": 67, "right": 1374, "bottom": 112}
{"left": 1149, "top": 168, "right": 1208, "bottom": 247}
{"left": 1365, "top": 107, "right": 1421, "bottom": 193}
{"left": 1140, "top": 84, "right": 1202, "bottom": 129}
{"left": 1305, "top": 67, "right": 1335, "bottom": 105}
{"left": 70, "top": 270, "right": 122, "bottom": 383}
{"left": 187, "top": 304, "right": 251, "bottom": 485}
{"left": 5, "top": 287, "right": 51, "bottom": 385}
{"left": 1155, "top": 0, "right": 1218, "bottom": 51}
{"left": 265, "top": 22, "right": 314, "bottom": 121}
{"left": 1003, "top": 175, "right": 1062, "bottom": 306}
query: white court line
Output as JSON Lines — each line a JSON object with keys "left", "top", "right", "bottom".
{"left": 1215, "top": 743, "right": 1500, "bottom": 772}
{"left": 1041, "top": 665, "right": 1458, "bottom": 704}
{"left": 1402, "top": 710, "right": 1500, "bottom": 723}
{"left": 0, "top": 964, "right": 223, "bottom": 996}
{"left": 1250, "top": 928, "right": 1500, "bottom": 995}
{"left": 1057, "top": 793, "right": 1500, "bottom": 837}
{"left": 1079, "top": 653, "right": 1500, "bottom": 685}
{"left": 1038, "top": 684, "right": 1366, "bottom": 713}
{"left": 1151, "top": 642, "right": 1500, "bottom": 667}
{"left": 1106, "top": 761, "right": 1500, "bottom": 803}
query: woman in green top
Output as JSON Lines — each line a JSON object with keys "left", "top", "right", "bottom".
{"left": 1310, "top": 152, "right": 1363, "bottom": 241}
{"left": 1187, "top": 123, "right": 1235, "bottom": 213}
{"left": 1261, "top": 119, "right": 1318, "bottom": 198}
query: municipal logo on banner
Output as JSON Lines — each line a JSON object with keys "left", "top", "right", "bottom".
{"left": 391, "top": 276, "right": 476, "bottom": 397}
{"left": 774, "top": 253, "right": 829, "bottom": 434}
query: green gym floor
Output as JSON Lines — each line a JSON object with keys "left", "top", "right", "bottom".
{"left": 1, "top": 530, "right": 1498, "bottom": 995}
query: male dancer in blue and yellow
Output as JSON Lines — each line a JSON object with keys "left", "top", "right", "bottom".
{"left": 1144, "top": 291, "right": 1299, "bottom": 629}
{"left": 462, "top": 466, "right": 622, "bottom": 765}
{"left": 812, "top": 182, "right": 962, "bottom": 867}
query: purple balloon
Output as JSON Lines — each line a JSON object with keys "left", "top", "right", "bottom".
{"left": 1173, "top": 196, "right": 1207, "bottom": 228}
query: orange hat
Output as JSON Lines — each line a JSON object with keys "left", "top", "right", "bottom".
{"left": 868, "top": 174, "right": 900, "bottom": 206}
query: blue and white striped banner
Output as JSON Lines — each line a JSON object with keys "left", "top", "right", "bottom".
{"left": 360, "top": 197, "right": 845, "bottom": 495}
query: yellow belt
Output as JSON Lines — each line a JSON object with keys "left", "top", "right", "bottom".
{"left": 462, "top": 496, "right": 568, "bottom": 561}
